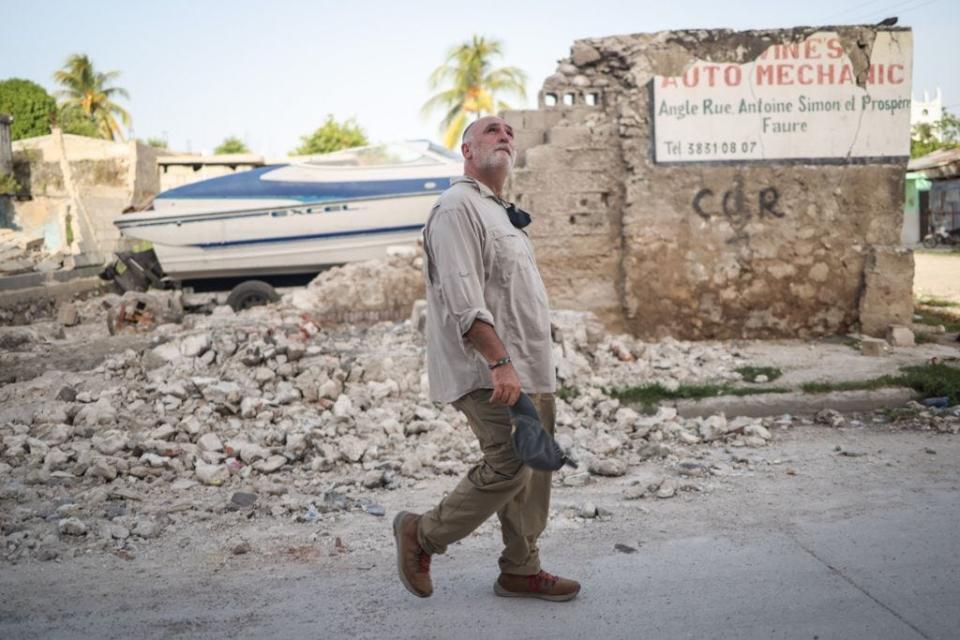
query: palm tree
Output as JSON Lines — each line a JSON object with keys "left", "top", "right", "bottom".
{"left": 53, "top": 54, "right": 131, "bottom": 141}
{"left": 421, "top": 36, "right": 527, "bottom": 149}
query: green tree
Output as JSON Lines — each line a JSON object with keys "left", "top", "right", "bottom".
{"left": 421, "top": 35, "right": 527, "bottom": 149}
{"left": 144, "top": 137, "right": 168, "bottom": 149}
{"left": 292, "top": 115, "right": 368, "bottom": 155}
{"left": 53, "top": 54, "right": 131, "bottom": 141}
{"left": 55, "top": 104, "right": 99, "bottom": 137}
{"left": 214, "top": 136, "right": 249, "bottom": 154}
{"left": 0, "top": 78, "right": 56, "bottom": 140}
{"left": 911, "top": 111, "right": 960, "bottom": 158}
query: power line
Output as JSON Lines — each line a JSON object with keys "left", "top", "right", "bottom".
{"left": 881, "top": 0, "right": 942, "bottom": 18}
{"left": 848, "top": 0, "right": 940, "bottom": 23}
{"left": 822, "top": 0, "right": 890, "bottom": 23}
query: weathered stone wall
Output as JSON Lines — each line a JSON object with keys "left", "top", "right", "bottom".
{"left": 9, "top": 135, "right": 162, "bottom": 257}
{"left": 504, "top": 26, "right": 912, "bottom": 339}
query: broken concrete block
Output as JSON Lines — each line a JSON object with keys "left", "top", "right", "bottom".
{"left": 887, "top": 325, "right": 915, "bottom": 347}
{"left": 180, "top": 334, "right": 211, "bottom": 357}
{"left": 56, "top": 302, "right": 80, "bottom": 327}
{"left": 195, "top": 460, "right": 229, "bottom": 486}
{"left": 861, "top": 337, "right": 887, "bottom": 357}
{"left": 197, "top": 432, "right": 223, "bottom": 452}
{"left": 859, "top": 247, "right": 914, "bottom": 338}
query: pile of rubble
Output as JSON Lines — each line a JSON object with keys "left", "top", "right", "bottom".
{"left": 0, "top": 228, "right": 65, "bottom": 276}
{"left": 286, "top": 251, "right": 426, "bottom": 323}
{"left": 1, "top": 280, "right": 958, "bottom": 563}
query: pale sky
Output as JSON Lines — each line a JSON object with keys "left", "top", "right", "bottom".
{"left": 2, "top": 0, "right": 957, "bottom": 156}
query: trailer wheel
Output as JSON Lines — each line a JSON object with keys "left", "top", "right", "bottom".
{"left": 227, "top": 280, "right": 280, "bottom": 311}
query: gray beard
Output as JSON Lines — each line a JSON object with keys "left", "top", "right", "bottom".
{"left": 479, "top": 151, "right": 515, "bottom": 172}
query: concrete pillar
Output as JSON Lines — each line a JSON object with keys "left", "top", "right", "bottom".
{"left": 0, "top": 113, "right": 12, "bottom": 175}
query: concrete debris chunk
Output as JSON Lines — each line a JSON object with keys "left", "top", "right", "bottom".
{"left": 815, "top": 409, "right": 845, "bottom": 428}
{"left": 197, "top": 433, "right": 224, "bottom": 452}
{"left": 57, "top": 517, "right": 88, "bottom": 536}
{"left": 195, "top": 460, "right": 229, "bottom": 486}
{"left": 860, "top": 337, "right": 887, "bottom": 357}
{"left": 887, "top": 325, "right": 915, "bottom": 347}
{"left": 56, "top": 303, "right": 81, "bottom": 327}
{"left": 588, "top": 458, "right": 627, "bottom": 477}
{"left": 656, "top": 478, "right": 678, "bottom": 499}
{"left": 180, "top": 334, "right": 211, "bottom": 357}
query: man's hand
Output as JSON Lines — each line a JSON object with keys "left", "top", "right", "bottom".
{"left": 489, "top": 363, "right": 521, "bottom": 406}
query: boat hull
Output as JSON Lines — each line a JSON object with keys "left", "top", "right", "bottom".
{"left": 116, "top": 192, "right": 437, "bottom": 279}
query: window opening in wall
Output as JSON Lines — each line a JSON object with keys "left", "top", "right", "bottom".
{"left": 563, "top": 92, "right": 576, "bottom": 106}
{"left": 544, "top": 93, "right": 558, "bottom": 107}
{"left": 585, "top": 92, "right": 600, "bottom": 107}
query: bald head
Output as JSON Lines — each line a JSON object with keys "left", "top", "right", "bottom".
{"left": 462, "top": 116, "right": 512, "bottom": 145}
{"left": 462, "top": 120, "right": 479, "bottom": 144}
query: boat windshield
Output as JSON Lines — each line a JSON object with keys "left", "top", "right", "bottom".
{"left": 303, "top": 142, "right": 445, "bottom": 168}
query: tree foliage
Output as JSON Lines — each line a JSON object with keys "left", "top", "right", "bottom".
{"left": 214, "top": 136, "right": 250, "bottom": 154}
{"left": 0, "top": 172, "right": 20, "bottom": 195}
{"left": 53, "top": 54, "right": 131, "bottom": 141}
{"left": 145, "top": 137, "right": 168, "bottom": 149}
{"left": 292, "top": 115, "right": 368, "bottom": 155}
{"left": 55, "top": 104, "right": 99, "bottom": 137}
{"left": 0, "top": 78, "right": 56, "bottom": 140}
{"left": 421, "top": 36, "right": 527, "bottom": 149}
{"left": 911, "top": 111, "right": 960, "bottom": 159}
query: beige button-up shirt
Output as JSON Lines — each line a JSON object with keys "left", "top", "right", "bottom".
{"left": 422, "top": 175, "right": 556, "bottom": 404}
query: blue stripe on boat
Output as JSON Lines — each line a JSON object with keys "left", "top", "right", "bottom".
{"left": 156, "top": 166, "right": 452, "bottom": 201}
{"left": 194, "top": 223, "right": 425, "bottom": 248}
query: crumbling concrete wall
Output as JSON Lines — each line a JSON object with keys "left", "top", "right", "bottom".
{"left": 10, "top": 135, "right": 163, "bottom": 258}
{"left": 504, "top": 26, "right": 913, "bottom": 340}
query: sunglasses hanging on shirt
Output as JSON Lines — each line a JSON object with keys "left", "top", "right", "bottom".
{"left": 504, "top": 203, "right": 532, "bottom": 230}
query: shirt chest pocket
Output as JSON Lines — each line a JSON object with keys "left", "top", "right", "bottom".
{"left": 492, "top": 229, "right": 534, "bottom": 283}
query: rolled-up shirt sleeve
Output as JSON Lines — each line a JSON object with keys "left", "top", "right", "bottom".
{"left": 425, "top": 207, "right": 494, "bottom": 338}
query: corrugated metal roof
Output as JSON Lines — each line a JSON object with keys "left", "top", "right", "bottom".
{"left": 907, "top": 146, "right": 960, "bottom": 179}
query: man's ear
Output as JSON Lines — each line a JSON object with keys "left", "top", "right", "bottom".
{"left": 460, "top": 141, "right": 471, "bottom": 159}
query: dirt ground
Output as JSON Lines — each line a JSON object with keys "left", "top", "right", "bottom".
{"left": 914, "top": 250, "right": 960, "bottom": 303}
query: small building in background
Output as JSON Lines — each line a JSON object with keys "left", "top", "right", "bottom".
{"left": 905, "top": 147, "right": 960, "bottom": 243}
{"left": 911, "top": 88, "right": 944, "bottom": 139}
{"left": 157, "top": 153, "right": 265, "bottom": 193}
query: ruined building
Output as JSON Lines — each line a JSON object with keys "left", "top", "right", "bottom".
{"left": 504, "top": 25, "right": 913, "bottom": 340}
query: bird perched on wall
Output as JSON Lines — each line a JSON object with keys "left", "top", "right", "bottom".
{"left": 876, "top": 17, "right": 898, "bottom": 26}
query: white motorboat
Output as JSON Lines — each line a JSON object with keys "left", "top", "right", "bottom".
{"left": 115, "top": 141, "right": 462, "bottom": 280}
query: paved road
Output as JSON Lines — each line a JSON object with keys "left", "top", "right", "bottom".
{"left": 2, "top": 487, "right": 957, "bottom": 640}
{"left": 915, "top": 251, "right": 960, "bottom": 303}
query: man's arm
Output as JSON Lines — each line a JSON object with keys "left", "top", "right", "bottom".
{"left": 464, "top": 320, "right": 521, "bottom": 406}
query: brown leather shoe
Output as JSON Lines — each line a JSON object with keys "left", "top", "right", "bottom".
{"left": 494, "top": 570, "right": 580, "bottom": 602}
{"left": 392, "top": 511, "right": 432, "bottom": 597}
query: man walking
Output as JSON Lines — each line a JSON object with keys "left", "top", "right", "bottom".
{"left": 393, "top": 116, "right": 580, "bottom": 602}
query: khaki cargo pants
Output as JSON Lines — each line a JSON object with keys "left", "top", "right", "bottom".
{"left": 417, "top": 390, "right": 555, "bottom": 576}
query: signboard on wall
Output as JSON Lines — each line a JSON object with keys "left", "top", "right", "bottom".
{"left": 653, "top": 30, "right": 913, "bottom": 162}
